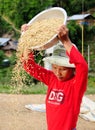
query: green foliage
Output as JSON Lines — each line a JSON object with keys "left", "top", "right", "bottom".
{"left": 0, "top": 0, "right": 54, "bottom": 28}
{"left": 67, "top": 0, "right": 95, "bottom": 15}
{"left": 51, "top": 0, "right": 95, "bottom": 15}
{"left": 84, "top": 25, "right": 95, "bottom": 41}
{"left": 0, "top": 82, "right": 47, "bottom": 94}
{"left": 0, "top": 17, "right": 20, "bottom": 38}
{"left": 88, "top": 42, "right": 95, "bottom": 71}
{"left": 0, "top": 85, "right": 11, "bottom": 94}
{"left": 0, "top": 67, "right": 13, "bottom": 85}
{"left": 0, "top": 0, "right": 95, "bottom": 39}
{"left": 34, "top": 50, "right": 44, "bottom": 65}
{"left": 1, "top": 0, "right": 95, "bottom": 28}
{"left": 20, "top": 83, "right": 47, "bottom": 94}
{"left": 0, "top": 50, "right": 16, "bottom": 67}
{"left": 67, "top": 21, "right": 82, "bottom": 50}
{"left": 0, "top": 17, "right": 11, "bottom": 36}
{"left": 86, "top": 75, "right": 95, "bottom": 94}
{"left": 0, "top": 50, "right": 6, "bottom": 63}
{"left": 8, "top": 52, "right": 17, "bottom": 65}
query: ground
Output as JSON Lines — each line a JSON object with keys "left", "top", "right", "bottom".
{"left": 0, "top": 94, "right": 95, "bottom": 130}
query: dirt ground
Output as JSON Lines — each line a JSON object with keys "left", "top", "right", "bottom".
{"left": 0, "top": 94, "right": 95, "bottom": 130}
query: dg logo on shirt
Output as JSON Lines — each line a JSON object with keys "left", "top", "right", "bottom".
{"left": 48, "top": 89, "right": 65, "bottom": 105}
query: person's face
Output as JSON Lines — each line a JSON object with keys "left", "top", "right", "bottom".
{"left": 52, "top": 64, "right": 74, "bottom": 81}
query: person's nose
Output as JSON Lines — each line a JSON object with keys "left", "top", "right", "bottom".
{"left": 56, "top": 69, "right": 60, "bottom": 76}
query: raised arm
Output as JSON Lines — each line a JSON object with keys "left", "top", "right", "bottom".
{"left": 57, "top": 25, "right": 73, "bottom": 54}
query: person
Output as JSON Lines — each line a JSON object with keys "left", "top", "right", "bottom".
{"left": 21, "top": 24, "right": 88, "bottom": 130}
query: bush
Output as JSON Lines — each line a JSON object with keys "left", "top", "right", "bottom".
{"left": 67, "top": 21, "right": 82, "bottom": 51}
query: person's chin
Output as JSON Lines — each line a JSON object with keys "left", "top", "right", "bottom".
{"left": 57, "top": 77, "right": 65, "bottom": 81}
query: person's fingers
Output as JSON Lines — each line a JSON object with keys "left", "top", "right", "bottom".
{"left": 57, "top": 25, "right": 69, "bottom": 37}
{"left": 21, "top": 24, "right": 28, "bottom": 32}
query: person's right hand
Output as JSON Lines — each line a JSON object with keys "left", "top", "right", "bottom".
{"left": 21, "top": 24, "right": 29, "bottom": 32}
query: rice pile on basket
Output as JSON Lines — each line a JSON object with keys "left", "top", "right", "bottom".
{"left": 17, "top": 17, "right": 63, "bottom": 60}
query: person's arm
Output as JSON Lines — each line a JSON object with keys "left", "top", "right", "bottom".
{"left": 22, "top": 52, "right": 52, "bottom": 86}
{"left": 57, "top": 25, "right": 88, "bottom": 90}
{"left": 57, "top": 25, "right": 73, "bottom": 54}
{"left": 20, "top": 24, "right": 53, "bottom": 85}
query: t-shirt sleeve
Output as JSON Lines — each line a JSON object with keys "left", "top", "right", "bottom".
{"left": 22, "top": 53, "right": 52, "bottom": 86}
{"left": 69, "top": 46, "right": 88, "bottom": 95}
{"left": 68, "top": 46, "right": 88, "bottom": 123}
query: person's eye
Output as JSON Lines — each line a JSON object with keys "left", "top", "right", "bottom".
{"left": 62, "top": 68, "right": 67, "bottom": 71}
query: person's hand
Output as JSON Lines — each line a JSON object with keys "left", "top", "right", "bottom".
{"left": 57, "top": 25, "right": 70, "bottom": 44}
{"left": 57, "top": 25, "right": 73, "bottom": 53}
{"left": 21, "top": 24, "right": 29, "bottom": 32}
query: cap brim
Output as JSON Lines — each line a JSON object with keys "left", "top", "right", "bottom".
{"left": 43, "top": 56, "right": 75, "bottom": 68}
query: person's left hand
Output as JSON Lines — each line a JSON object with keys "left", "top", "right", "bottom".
{"left": 21, "top": 24, "right": 29, "bottom": 32}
